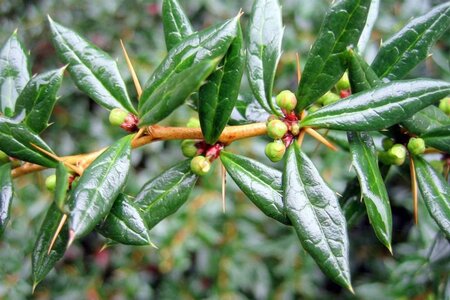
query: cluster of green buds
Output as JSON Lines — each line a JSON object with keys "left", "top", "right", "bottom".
{"left": 439, "top": 97, "right": 450, "bottom": 115}
{"left": 109, "top": 108, "right": 139, "bottom": 132}
{"left": 309, "top": 73, "right": 351, "bottom": 113}
{"left": 379, "top": 137, "right": 426, "bottom": 166}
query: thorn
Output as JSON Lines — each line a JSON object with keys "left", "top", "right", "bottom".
{"left": 387, "top": 243, "right": 393, "bottom": 255}
{"left": 312, "top": 129, "right": 329, "bottom": 153}
{"left": 48, "top": 214, "right": 67, "bottom": 254}
{"left": 409, "top": 157, "right": 418, "bottom": 225}
{"left": 30, "top": 143, "right": 83, "bottom": 175}
{"left": 221, "top": 163, "right": 226, "bottom": 213}
{"left": 149, "top": 240, "right": 159, "bottom": 249}
{"left": 304, "top": 128, "right": 337, "bottom": 151}
{"left": 347, "top": 284, "right": 355, "bottom": 294}
{"left": 99, "top": 243, "right": 109, "bottom": 253}
{"left": 296, "top": 53, "right": 301, "bottom": 84}
{"left": 32, "top": 282, "right": 38, "bottom": 294}
{"left": 335, "top": 192, "right": 343, "bottom": 197}
{"left": 297, "top": 129, "right": 306, "bottom": 147}
{"left": 120, "top": 39, "right": 142, "bottom": 99}
{"left": 67, "top": 229, "right": 75, "bottom": 249}
{"left": 132, "top": 127, "right": 146, "bottom": 143}
{"left": 237, "top": 9, "right": 244, "bottom": 18}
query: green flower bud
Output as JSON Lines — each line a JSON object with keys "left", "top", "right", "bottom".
{"left": 0, "top": 150, "right": 9, "bottom": 164}
{"left": 308, "top": 104, "right": 321, "bottom": 113}
{"left": 45, "top": 174, "right": 57, "bottom": 192}
{"left": 276, "top": 90, "right": 297, "bottom": 112}
{"left": 266, "top": 115, "right": 278, "bottom": 125}
{"left": 407, "top": 138, "right": 426, "bottom": 155}
{"left": 388, "top": 144, "right": 407, "bottom": 166}
{"left": 181, "top": 140, "right": 198, "bottom": 158}
{"left": 382, "top": 138, "right": 395, "bottom": 151}
{"left": 318, "top": 91, "right": 340, "bottom": 106}
{"left": 186, "top": 117, "right": 200, "bottom": 128}
{"left": 265, "top": 140, "right": 286, "bottom": 162}
{"left": 267, "top": 120, "right": 288, "bottom": 139}
{"left": 336, "top": 72, "right": 350, "bottom": 91}
{"left": 291, "top": 123, "right": 300, "bottom": 136}
{"left": 109, "top": 108, "right": 129, "bottom": 126}
{"left": 378, "top": 151, "right": 394, "bottom": 165}
{"left": 439, "top": 97, "right": 450, "bottom": 115}
{"left": 190, "top": 156, "right": 211, "bottom": 176}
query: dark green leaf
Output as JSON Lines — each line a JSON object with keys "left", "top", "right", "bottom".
{"left": 283, "top": 143, "right": 351, "bottom": 290}
{"left": 0, "top": 116, "right": 57, "bottom": 167}
{"left": 69, "top": 135, "right": 132, "bottom": 240}
{"left": 371, "top": 2, "right": 450, "bottom": 80}
{"left": 139, "top": 58, "right": 220, "bottom": 126}
{"left": 0, "top": 31, "right": 30, "bottom": 117}
{"left": 402, "top": 106, "right": 450, "bottom": 135}
{"left": 347, "top": 48, "right": 380, "bottom": 91}
{"left": 413, "top": 155, "right": 450, "bottom": 238}
{"left": 347, "top": 132, "right": 392, "bottom": 251}
{"left": 139, "top": 16, "right": 239, "bottom": 113}
{"left": 134, "top": 160, "right": 197, "bottom": 230}
{"left": 246, "top": 0, "right": 283, "bottom": 113}
{"left": 162, "top": 0, "right": 194, "bottom": 51}
{"left": 300, "top": 79, "right": 450, "bottom": 131}
{"left": 220, "top": 151, "right": 290, "bottom": 225}
{"left": 420, "top": 125, "right": 450, "bottom": 153}
{"left": 296, "top": 0, "right": 372, "bottom": 111}
{"left": 32, "top": 203, "right": 68, "bottom": 287}
{"left": 54, "top": 162, "right": 70, "bottom": 213}
{"left": 14, "top": 67, "right": 64, "bottom": 133}
{"left": 97, "top": 194, "right": 152, "bottom": 246}
{"left": 340, "top": 178, "right": 365, "bottom": 227}
{"left": 199, "top": 25, "right": 245, "bottom": 144}
{"left": 48, "top": 17, "right": 136, "bottom": 114}
{"left": 0, "top": 163, "right": 13, "bottom": 237}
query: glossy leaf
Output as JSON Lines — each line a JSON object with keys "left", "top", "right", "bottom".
{"left": 0, "top": 116, "right": 57, "bottom": 167}
{"left": 0, "top": 163, "right": 13, "bottom": 237}
{"left": 283, "top": 143, "right": 351, "bottom": 290}
{"left": 220, "top": 151, "right": 290, "bottom": 225}
{"left": 421, "top": 125, "right": 450, "bottom": 153}
{"left": 347, "top": 132, "right": 392, "bottom": 251}
{"left": 32, "top": 203, "right": 68, "bottom": 287}
{"left": 300, "top": 79, "right": 450, "bottom": 131}
{"left": 97, "top": 194, "right": 152, "bottom": 246}
{"left": 14, "top": 68, "right": 64, "bottom": 133}
{"left": 246, "top": 0, "right": 283, "bottom": 113}
{"left": 296, "top": 0, "right": 372, "bottom": 111}
{"left": 139, "top": 58, "right": 220, "bottom": 126}
{"left": 139, "top": 16, "right": 240, "bottom": 113}
{"left": 69, "top": 135, "right": 132, "bottom": 240}
{"left": 0, "top": 31, "right": 30, "bottom": 117}
{"left": 371, "top": 2, "right": 450, "bottom": 80}
{"left": 54, "top": 162, "right": 70, "bottom": 213}
{"left": 413, "top": 155, "right": 450, "bottom": 238}
{"left": 357, "top": 0, "right": 380, "bottom": 53}
{"left": 347, "top": 49, "right": 380, "bottom": 91}
{"left": 199, "top": 25, "right": 245, "bottom": 144}
{"left": 134, "top": 160, "right": 197, "bottom": 230}
{"left": 48, "top": 17, "right": 136, "bottom": 114}
{"left": 162, "top": 0, "right": 194, "bottom": 51}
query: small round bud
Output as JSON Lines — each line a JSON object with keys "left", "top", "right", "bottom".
{"left": 187, "top": 117, "right": 200, "bottom": 128}
{"left": 190, "top": 156, "right": 211, "bottom": 176}
{"left": 407, "top": 138, "right": 426, "bottom": 155}
{"left": 291, "top": 123, "right": 300, "bottom": 136}
{"left": 109, "top": 108, "right": 129, "bottom": 126}
{"left": 388, "top": 144, "right": 407, "bottom": 166}
{"left": 0, "top": 150, "right": 9, "bottom": 164}
{"left": 378, "top": 151, "right": 394, "bottom": 165}
{"left": 45, "top": 174, "right": 57, "bottom": 192}
{"left": 308, "top": 104, "right": 321, "bottom": 113}
{"left": 276, "top": 90, "right": 297, "bottom": 112}
{"left": 336, "top": 73, "right": 350, "bottom": 91}
{"left": 439, "top": 97, "right": 450, "bottom": 115}
{"left": 318, "top": 91, "right": 340, "bottom": 106}
{"left": 265, "top": 140, "right": 286, "bottom": 162}
{"left": 181, "top": 140, "right": 198, "bottom": 158}
{"left": 267, "top": 120, "right": 288, "bottom": 139}
{"left": 266, "top": 115, "right": 278, "bottom": 125}
{"left": 382, "top": 138, "right": 395, "bottom": 151}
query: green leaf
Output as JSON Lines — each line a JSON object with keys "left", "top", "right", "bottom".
{"left": 134, "top": 160, "right": 197, "bottom": 230}
{"left": 97, "top": 194, "right": 152, "bottom": 246}
{"left": 300, "top": 79, "right": 450, "bottom": 131}
{"left": 14, "top": 67, "right": 64, "bottom": 133}
{"left": 371, "top": 2, "right": 450, "bottom": 80}
{"left": 347, "top": 49, "right": 380, "bottom": 91}
{"left": 69, "top": 135, "right": 132, "bottom": 240}
{"left": 283, "top": 143, "right": 351, "bottom": 290}
{"left": 0, "top": 30, "right": 30, "bottom": 117}
{"left": 0, "top": 116, "right": 57, "bottom": 167}
{"left": 357, "top": 0, "right": 380, "bottom": 53}
{"left": 296, "top": 0, "right": 372, "bottom": 111}
{"left": 0, "top": 163, "right": 13, "bottom": 238}
{"left": 347, "top": 132, "right": 392, "bottom": 252}
{"left": 162, "top": 0, "right": 194, "bottom": 51}
{"left": 220, "top": 151, "right": 290, "bottom": 225}
{"left": 413, "top": 155, "right": 450, "bottom": 238}
{"left": 48, "top": 17, "right": 136, "bottom": 114}
{"left": 139, "top": 58, "right": 220, "bottom": 126}
{"left": 420, "top": 125, "right": 450, "bottom": 153}
{"left": 32, "top": 203, "right": 68, "bottom": 287}
{"left": 199, "top": 25, "right": 245, "bottom": 144}
{"left": 54, "top": 162, "right": 70, "bottom": 213}
{"left": 139, "top": 16, "right": 239, "bottom": 113}
{"left": 402, "top": 106, "right": 450, "bottom": 135}
{"left": 246, "top": 0, "right": 283, "bottom": 113}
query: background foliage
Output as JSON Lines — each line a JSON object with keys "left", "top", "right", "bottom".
{"left": 0, "top": 0, "right": 449, "bottom": 299}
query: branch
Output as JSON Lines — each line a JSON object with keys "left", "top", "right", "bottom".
{"left": 12, "top": 123, "right": 267, "bottom": 178}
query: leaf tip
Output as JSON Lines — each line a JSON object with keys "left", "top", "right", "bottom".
{"left": 67, "top": 229, "right": 75, "bottom": 249}
{"left": 347, "top": 284, "right": 355, "bottom": 294}
{"left": 32, "top": 281, "right": 38, "bottom": 294}
{"left": 387, "top": 243, "right": 393, "bottom": 255}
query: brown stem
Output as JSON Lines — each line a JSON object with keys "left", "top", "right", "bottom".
{"left": 12, "top": 123, "right": 267, "bottom": 178}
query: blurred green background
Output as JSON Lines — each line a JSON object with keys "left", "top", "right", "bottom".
{"left": 0, "top": 0, "right": 449, "bottom": 299}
